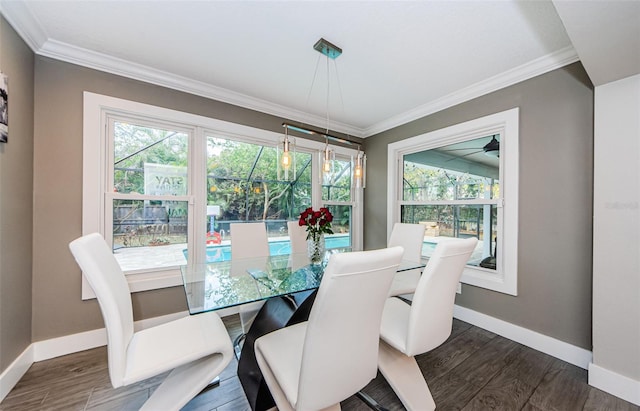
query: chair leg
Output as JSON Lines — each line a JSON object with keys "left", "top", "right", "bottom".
{"left": 198, "top": 376, "right": 221, "bottom": 394}
{"left": 356, "top": 390, "right": 391, "bottom": 411}
{"left": 377, "top": 341, "right": 436, "bottom": 411}
{"left": 140, "top": 353, "right": 228, "bottom": 411}
{"left": 233, "top": 332, "right": 246, "bottom": 360}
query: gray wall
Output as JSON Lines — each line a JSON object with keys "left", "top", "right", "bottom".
{"left": 0, "top": 17, "right": 34, "bottom": 372}
{"left": 31, "top": 56, "right": 350, "bottom": 341}
{"left": 363, "top": 63, "right": 594, "bottom": 349}
{"left": 24, "top": 53, "right": 593, "bottom": 352}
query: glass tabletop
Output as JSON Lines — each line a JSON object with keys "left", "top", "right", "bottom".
{"left": 180, "top": 249, "right": 425, "bottom": 315}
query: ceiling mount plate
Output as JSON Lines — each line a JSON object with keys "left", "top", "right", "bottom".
{"left": 313, "top": 38, "right": 342, "bottom": 59}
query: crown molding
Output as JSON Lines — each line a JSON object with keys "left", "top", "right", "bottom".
{"left": 37, "top": 39, "right": 366, "bottom": 138}
{"left": 0, "top": 0, "right": 48, "bottom": 51}
{"left": 30, "top": 37, "right": 579, "bottom": 140}
{"left": 364, "top": 45, "right": 579, "bottom": 137}
{"left": 2, "top": 2, "right": 578, "bottom": 139}
{"left": 0, "top": 1, "right": 364, "bottom": 137}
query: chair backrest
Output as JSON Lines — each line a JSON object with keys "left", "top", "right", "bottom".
{"left": 287, "top": 221, "right": 308, "bottom": 254}
{"left": 286, "top": 221, "right": 309, "bottom": 270}
{"left": 406, "top": 237, "right": 478, "bottom": 356}
{"left": 68, "top": 233, "right": 133, "bottom": 387}
{"left": 230, "top": 222, "right": 270, "bottom": 259}
{"left": 297, "top": 246, "right": 404, "bottom": 410}
{"left": 388, "top": 223, "right": 426, "bottom": 262}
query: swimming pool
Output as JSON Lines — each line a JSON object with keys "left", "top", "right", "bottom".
{"left": 421, "top": 241, "right": 438, "bottom": 257}
{"left": 185, "top": 236, "right": 438, "bottom": 263}
{"left": 189, "top": 235, "right": 351, "bottom": 263}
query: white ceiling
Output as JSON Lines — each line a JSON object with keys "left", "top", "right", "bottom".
{"left": 552, "top": 0, "right": 640, "bottom": 87}
{"left": 0, "top": 1, "right": 637, "bottom": 138}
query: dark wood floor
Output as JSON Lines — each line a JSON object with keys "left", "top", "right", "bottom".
{"left": 1, "top": 315, "right": 637, "bottom": 411}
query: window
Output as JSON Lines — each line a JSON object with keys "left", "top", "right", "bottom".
{"left": 387, "top": 108, "right": 519, "bottom": 295}
{"left": 82, "top": 92, "right": 363, "bottom": 298}
{"left": 204, "top": 135, "right": 313, "bottom": 253}
{"left": 109, "top": 119, "right": 191, "bottom": 272}
{"left": 322, "top": 157, "right": 361, "bottom": 250}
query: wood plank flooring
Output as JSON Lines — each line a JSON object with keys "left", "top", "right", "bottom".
{"left": 1, "top": 315, "right": 637, "bottom": 411}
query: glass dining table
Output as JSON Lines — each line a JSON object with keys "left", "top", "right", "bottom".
{"left": 180, "top": 249, "right": 425, "bottom": 411}
{"left": 180, "top": 250, "right": 338, "bottom": 315}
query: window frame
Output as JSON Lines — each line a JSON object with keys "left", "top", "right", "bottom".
{"left": 387, "top": 108, "right": 519, "bottom": 295}
{"left": 106, "top": 114, "right": 195, "bottom": 258}
{"left": 320, "top": 155, "right": 363, "bottom": 251}
{"left": 82, "top": 92, "right": 363, "bottom": 299}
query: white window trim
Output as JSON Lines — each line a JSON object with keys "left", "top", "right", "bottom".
{"left": 387, "top": 108, "right": 519, "bottom": 295}
{"left": 82, "top": 92, "right": 363, "bottom": 299}
{"left": 319, "top": 153, "right": 364, "bottom": 251}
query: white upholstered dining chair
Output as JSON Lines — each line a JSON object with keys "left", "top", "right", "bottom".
{"left": 287, "top": 220, "right": 308, "bottom": 254}
{"left": 286, "top": 221, "right": 309, "bottom": 271}
{"left": 69, "top": 233, "right": 233, "bottom": 411}
{"left": 378, "top": 237, "right": 478, "bottom": 411}
{"left": 387, "top": 222, "right": 426, "bottom": 296}
{"left": 230, "top": 222, "right": 271, "bottom": 334}
{"left": 254, "top": 246, "right": 404, "bottom": 411}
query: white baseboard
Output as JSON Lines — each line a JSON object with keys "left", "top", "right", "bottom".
{"left": 0, "top": 345, "right": 34, "bottom": 402}
{"left": 33, "top": 310, "right": 191, "bottom": 362}
{"left": 453, "top": 304, "right": 593, "bottom": 369}
{"left": 455, "top": 305, "right": 640, "bottom": 405}
{"left": 0, "top": 310, "right": 193, "bottom": 403}
{"left": 33, "top": 327, "right": 107, "bottom": 362}
{"left": 5, "top": 305, "right": 600, "bottom": 404}
{"left": 589, "top": 362, "right": 640, "bottom": 406}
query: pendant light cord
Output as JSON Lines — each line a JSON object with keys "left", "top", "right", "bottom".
{"left": 325, "top": 55, "right": 330, "bottom": 135}
{"left": 304, "top": 53, "right": 322, "bottom": 122}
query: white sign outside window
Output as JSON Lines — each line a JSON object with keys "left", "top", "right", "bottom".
{"left": 144, "top": 163, "right": 187, "bottom": 196}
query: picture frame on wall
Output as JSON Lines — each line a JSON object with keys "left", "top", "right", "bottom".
{"left": 0, "top": 72, "right": 7, "bottom": 143}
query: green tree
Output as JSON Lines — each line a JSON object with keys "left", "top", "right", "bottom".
{"left": 206, "top": 137, "right": 312, "bottom": 223}
{"left": 113, "top": 122, "right": 188, "bottom": 194}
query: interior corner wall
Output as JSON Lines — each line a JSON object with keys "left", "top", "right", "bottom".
{"left": 0, "top": 16, "right": 35, "bottom": 372}
{"left": 592, "top": 73, "right": 640, "bottom": 382}
{"left": 31, "top": 56, "right": 305, "bottom": 341}
{"left": 363, "top": 62, "right": 594, "bottom": 349}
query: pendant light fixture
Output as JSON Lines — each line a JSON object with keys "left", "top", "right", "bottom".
{"left": 282, "top": 38, "right": 366, "bottom": 188}
{"left": 320, "top": 136, "right": 335, "bottom": 185}
{"left": 352, "top": 146, "right": 366, "bottom": 189}
{"left": 315, "top": 38, "right": 341, "bottom": 186}
{"left": 277, "top": 125, "right": 296, "bottom": 181}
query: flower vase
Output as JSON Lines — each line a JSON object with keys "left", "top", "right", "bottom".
{"left": 307, "top": 233, "right": 325, "bottom": 265}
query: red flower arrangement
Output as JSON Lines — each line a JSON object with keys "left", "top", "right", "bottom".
{"left": 298, "top": 207, "right": 334, "bottom": 240}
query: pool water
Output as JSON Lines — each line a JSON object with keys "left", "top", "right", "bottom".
{"left": 189, "top": 235, "right": 351, "bottom": 263}
{"left": 185, "top": 236, "right": 439, "bottom": 263}
{"left": 421, "top": 241, "right": 438, "bottom": 257}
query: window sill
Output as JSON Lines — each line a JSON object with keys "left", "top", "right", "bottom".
{"left": 461, "top": 265, "right": 517, "bottom": 296}
{"left": 81, "top": 267, "right": 183, "bottom": 300}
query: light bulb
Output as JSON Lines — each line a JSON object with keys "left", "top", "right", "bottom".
{"left": 354, "top": 151, "right": 363, "bottom": 178}
{"left": 352, "top": 150, "right": 366, "bottom": 189}
{"left": 281, "top": 150, "right": 291, "bottom": 170}
{"left": 322, "top": 145, "right": 332, "bottom": 173}
{"left": 280, "top": 131, "right": 293, "bottom": 172}
{"left": 323, "top": 159, "right": 331, "bottom": 173}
